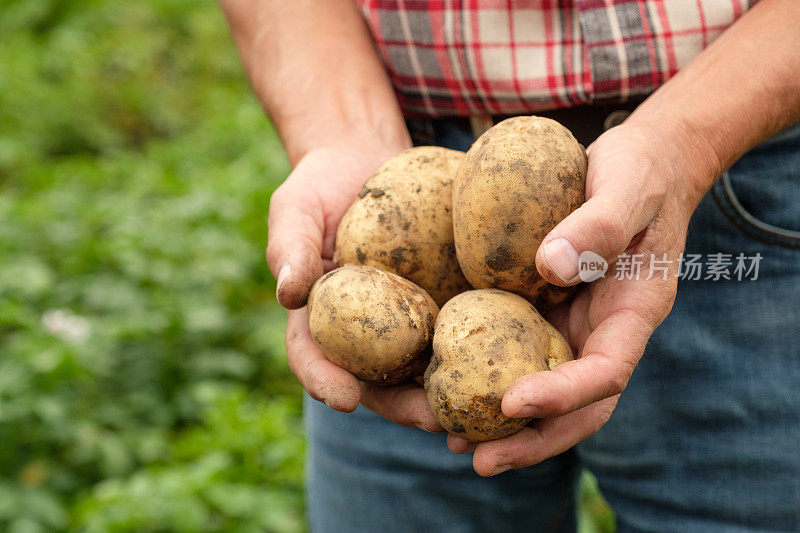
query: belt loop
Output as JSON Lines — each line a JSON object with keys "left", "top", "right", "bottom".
{"left": 469, "top": 115, "right": 494, "bottom": 139}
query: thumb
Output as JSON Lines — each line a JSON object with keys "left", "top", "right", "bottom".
{"left": 536, "top": 181, "right": 660, "bottom": 286}
{"left": 267, "top": 181, "right": 326, "bottom": 309}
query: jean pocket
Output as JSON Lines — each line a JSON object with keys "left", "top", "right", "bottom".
{"left": 711, "top": 172, "right": 800, "bottom": 250}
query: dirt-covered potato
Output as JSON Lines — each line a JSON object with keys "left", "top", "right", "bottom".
{"left": 453, "top": 116, "right": 587, "bottom": 302}
{"left": 424, "top": 289, "right": 572, "bottom": 442}
{"left": 307, "top": 265, "right": 438, "bottom": 386}
{"left": 335, "top": 146, "right": 471, "bottom": 306}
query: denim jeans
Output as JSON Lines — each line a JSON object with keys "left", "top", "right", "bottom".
{"left": 305, "top": 121, "right": 800, "bottom": 533}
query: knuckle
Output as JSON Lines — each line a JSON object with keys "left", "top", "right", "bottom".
{"left": 630, "top": 289, "right": 674, "bottom": 329}
{"left": 284, "top": 335, "right": 302, "bottom": 373}
{"left": 391, "top": 405, "right": 414, "bottom": 428}
{"left": 368, "top": 387, "right": 405, "bottom": 424}
{"left": 589, "top": 399, "right": 618, "bottom": 435}
{"left": 606, "top": 371, "right": 629, "bottom": 397}
{"left": 301, "top": 359, "right": 325, "bottom": 391}
{"left": 607, "top": 356, "right": 635, "bottom": 396}
{"left": 300, "top": 368, "right": 325, "bottom": 402}
{"left": 409, "top": 406, "right": 432, "bottom": 429}
{"left": 544, "top": 395, "right": 572, "bottom": 416}
{"left": 589, "top": 351, "right": 634, "bottom": 398}
{"left": 544, "top": 374, "right": 576, "bottom": 414}
{"left": 658, "top": 282, "right": 679, "bottom": 318}
{"left": 265, "top": 240, "right": 281, "bottom": 269}
{"left": 494, "top": 445, "right": 525, "bottom": 468}
{"left": 501, "top": 431, "right": 543, "bottom": 467}
{"left": 405, "top": 393, "right": 434, "bottom": 428}
{"left": 268, "top": 182, "right": 290, "bottom": 208}
{"left": 648, "top": 292, "right": 677, "bottom": 326}
{"left": 591, "top": 203, "right": 630, "bottom": 255}
{"left": 599, "top": 400, "right": 617, "bottom": 424}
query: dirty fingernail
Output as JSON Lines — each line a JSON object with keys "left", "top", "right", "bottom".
{"left": 511, "top": 404, "right": 541, "bottom": 418}
{"left": 490, "top": 464, "right": 512, "bottom": 476}
{"left": 543, "top": 238, "right": 579, "bottom": 283}
{"left": 276, "top": 263, "right": 292, "bottom": 298}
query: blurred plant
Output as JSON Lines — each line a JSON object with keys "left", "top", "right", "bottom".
{"left": 579, "top": 471, "right": 617, "bottom": 533}
{"left": 0, "top": 0, "right": 615, "bottom": 531}
{"left": 0, "top": 0, "right": 302, "bottom": 530}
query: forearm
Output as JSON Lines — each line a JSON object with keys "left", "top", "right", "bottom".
{"left": 628, "top": 0, "right": 800, "bottom": 191}
{"left": 220, "top": 0, "right": 410, "bottom": 165}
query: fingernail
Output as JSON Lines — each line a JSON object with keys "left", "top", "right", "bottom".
{"left": 449, "top": 436, "right": 468, "bottom": 449}
{"left": 415, "top": 422, "right": 432, "bottom": 432}
{"left": 511, "top": 404, "right": 541, "bottom": 418}
{"left": 490, "top": 464, "right": 512, "bottom": 476}
{"left": 543, "top": 238, "right": 579, "bottom": 283}
{"left": 276, "top": 263, "right": 291, "bottom": 297}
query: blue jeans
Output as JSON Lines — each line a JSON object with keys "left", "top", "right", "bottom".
{"left": 305, "top": 121, "right": 800, "bottom": 532}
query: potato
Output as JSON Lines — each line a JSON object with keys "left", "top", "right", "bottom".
{"left": 453, "top": 116, "right": 587, "bottom": 302}
{"left": 335, "top": 146, "right": 471, "bottom": 306}
{"left": 307, "top": 265, "right": 438, "bottom": 386}
{"left": 424, "top": 289, "right": 572, "bottom": 442}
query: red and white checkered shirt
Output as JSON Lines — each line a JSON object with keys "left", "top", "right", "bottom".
{"left": 357, "top": 0, "right": 758, "bottom": 117}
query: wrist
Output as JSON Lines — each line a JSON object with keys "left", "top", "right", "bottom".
{"left": 624, "top": 107, "right": 724, "bottom": 204}
{"left": 279, "top": 114, "right": 412, "bottom": 167}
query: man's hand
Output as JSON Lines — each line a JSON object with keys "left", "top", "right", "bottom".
{"left": 446, "top": 0, "right": 800, "bottom": 476}
{"left": 267, "top": 142, "right": 443, "bottom": 432}
{"left": 446, "top": 120, "right": 710, "bottom": 475}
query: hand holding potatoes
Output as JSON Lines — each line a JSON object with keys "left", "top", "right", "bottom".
{"left": 300, "top": 125, "right": 589, "bottom": 444}
{"left": 271, "top": 113, "right": 708, "bottom": 475}
{"left": 450, "top": 119, "right": 694, "bottom": 476}
{"left": 267, "top": 143, "right": 442, "bottom": 431}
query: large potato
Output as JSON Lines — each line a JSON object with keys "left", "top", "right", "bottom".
{"left": 424, "top": 289, "right": 572, "bottom": 442}
{"left": 335, "top": 146, "right": 471, "bottom": 306}
{"left": 453, "top": 116, "right": 587, "bottom": 302}
{"left": 308, "top": 265, "right": 438, "bottom": 386}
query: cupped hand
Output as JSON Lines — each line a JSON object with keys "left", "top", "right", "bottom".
{"left": 267, "top": 140, "right": 443, "bottom": 431}
{"left": 447, "top": 119, "right": 716, "bottom": 475}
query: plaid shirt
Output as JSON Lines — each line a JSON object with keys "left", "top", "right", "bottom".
{"left": 357, "top": 0, "right": 757, "bottom": 117}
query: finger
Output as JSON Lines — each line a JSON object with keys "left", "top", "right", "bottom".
{"left": 360, "top": 382, "right": 444, "bottom": 432}
{"left": 535, "top": 160, "right": 664, "bottom": 286}
{"left": 565, "top": 285, "right": 592, "bottom": 353}
{"left": 473, "top": 396, "right": 619, "bottom": 477}
{"left": 322, "top": 258, "right": 338, "bottom": 273}
{"left": 447, "top": 434, "right": 478, "bottom": 454}
{"left": 285, "top": 308, "right": 360, "bottom": 412}
{"left": 537, "top": 288, "right": 572, "bottom": 336}
{"left": 267, "top": 176, "right": 326, "bottom": 309}
{"left": 502, "top": 308, "right": 652, "bottom": 419}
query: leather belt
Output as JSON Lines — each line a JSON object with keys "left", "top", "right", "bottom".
{"left": 407, "top": 99, "right": 643, "bottom": 148}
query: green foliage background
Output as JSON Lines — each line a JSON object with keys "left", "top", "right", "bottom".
{"left": 0, "top": 1, "right": 614, "bottom": 531}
